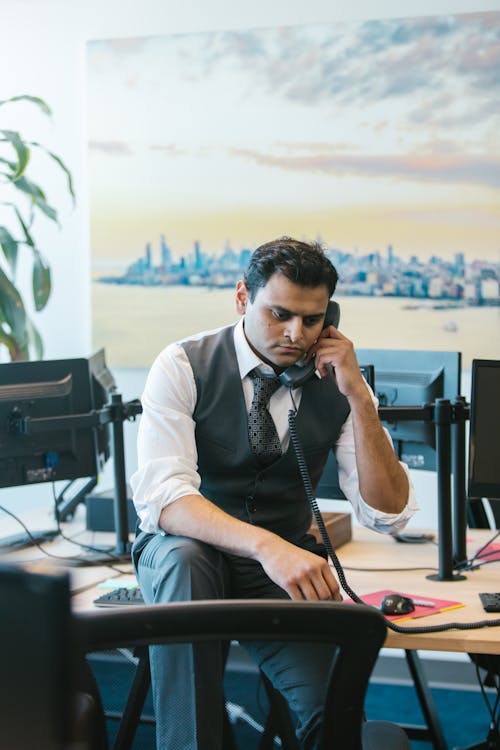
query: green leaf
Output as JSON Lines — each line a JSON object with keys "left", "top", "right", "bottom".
{"left": 32, "top": 250, "right": 51, "bottom": 311}
{"left": 0, "top": 155, "right": 17, "bottom": 175}
{"left": 25, "top": 316, "right": 43, "bottom": 358}
{"left": 0, "top": 305, "right": 42, "bottom": 362}
{"left": 12, "top": 205, "right": 35, "bottom": 246}
{"left": 12, "top": 173, "right": 46, "bottom": 200}
{"left": 0, "top": 129, "right": 30, "bottom": 179}
{"left": 30, "top": 142, "right": 76, "bottom": 204}
{"left": 11, "top": 175, "right": 58, "bottom": 223}
{"left": 0, "top": 265, "right": 28, "bottom": 346}
{"left": 0, "top": 226, "right": 19, "bottom": 272}
{"left": 0, "top": 325, "right": 23, "bottom": 360}
{"left": 0, "top": 95, "right": 52, "bottom": 117}
{"left": 0, "top": 94, "right": 74, "bottom": 360}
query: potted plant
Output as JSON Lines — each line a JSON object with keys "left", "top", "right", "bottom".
{"left": 0, "top": 94, "right": 75, "bottom": 361}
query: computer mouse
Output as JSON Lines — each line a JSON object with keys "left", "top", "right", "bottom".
{"left": 380, "top": 593, "right": 415, "bottom": 616}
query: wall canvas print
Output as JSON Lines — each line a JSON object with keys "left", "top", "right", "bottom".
{"left": 87, "top": 12, "right": 500, "bottom": 370}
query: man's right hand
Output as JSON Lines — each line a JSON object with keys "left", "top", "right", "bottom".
{"left": 256, "top": 536, "right": 342, "bottom": 601}
{"left": 161, "top": 494, "right": 342, "bottom": 601}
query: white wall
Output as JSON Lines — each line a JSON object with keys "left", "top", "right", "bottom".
{"left": 0, "top": 0, "right": 497, "bottom": 530}
{"left": 2, "top": 0, "right": 499, "bottom": 362}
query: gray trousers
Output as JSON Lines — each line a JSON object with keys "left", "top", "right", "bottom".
{"left": 133, "top": 531, "right": 336, "bottom": 750}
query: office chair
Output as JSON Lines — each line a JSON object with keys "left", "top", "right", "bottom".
{"left": 468, "top": 496, "right": 500, "bottom": 531}
{"left": 76, "top": 598, "right": 411, "bottom": 750}
{"left": 0, "top": 563, "right": 85, "bottom": 750}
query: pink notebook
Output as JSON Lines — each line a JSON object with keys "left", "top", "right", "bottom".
{"left": 357, "top": 589, "right": 464, "bottom": 622}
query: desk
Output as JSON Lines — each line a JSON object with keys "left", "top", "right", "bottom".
{"left": 6, "top": 524, "right": 497, "bottom": 750}
{"left": 340, "top": 527, "right": 500, "bottom": 655}
{"left": 62, "top": 525, "right": 500, "bottom": 656}
{"left": 0, "top": 528, "right": 134, "bottom": 595}
{"left": 4, "top": 525, "right": 500, "bottom": 654}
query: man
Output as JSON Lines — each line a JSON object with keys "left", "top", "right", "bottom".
{"left": 131, "top": 237, "right": 418, "bottom": 750}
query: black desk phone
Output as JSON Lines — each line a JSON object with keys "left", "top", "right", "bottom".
{"left": 279, "top": 300, "right": 340, "bottom": 388}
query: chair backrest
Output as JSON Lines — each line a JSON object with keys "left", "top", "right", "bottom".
{"left": 0, "top": 563, "right": 74, "bottom": 750}
{"left": 76, "top": 599, "right": 387, "bottom": 750}
{"left": 468, "top": 496, "right": 500, "bottom": 530}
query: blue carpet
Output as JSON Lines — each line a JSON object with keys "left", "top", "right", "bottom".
{"left": 365, "top": 681, "right": 493, "bottom": 749}
{"left": 89, "top": 657, "right": 494, "bottom": 749}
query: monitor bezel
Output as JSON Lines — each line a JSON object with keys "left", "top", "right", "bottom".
{"left": 468, "top": 358, "right": 500, "bottom": 500}
{"left": 0, "top": 352, "right": 113, "bottom": 490}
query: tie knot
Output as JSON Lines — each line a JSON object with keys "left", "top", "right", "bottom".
{"left": 249, "top": 370, "right": 281, "bottom": 406}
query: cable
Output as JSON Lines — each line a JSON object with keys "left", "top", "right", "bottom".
{"left": 459, "top": 557, "right": 500, "bottom": 574}
{"left": 474, "top": 530, "right": 500, "bottom": 559}
{"left": 0, "top": 504, "right": 63, "bottom": 559}
{"left": 287, "top": 406, "right": 500, "bottom": 636}
{"left": 343, "top": 565, "right": 438, "bottom": 573}
{"left": 469, "top": 530, "right": 500, "bottom": 564}
{"left": 451, "top": 530, "right": 500, "bottom": 573}
{"left": 0, "top": 502, "right": 129, "bottom": 573}
{"left": 50, "top": 483, "right": 127, "bottom": 565}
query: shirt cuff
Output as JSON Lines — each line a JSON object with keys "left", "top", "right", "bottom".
{"left": 345, "top": 462, "right": 419, "bottom": 535}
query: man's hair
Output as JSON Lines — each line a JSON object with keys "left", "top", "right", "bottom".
{"left": 243, "top": 236, "right": 338, "bottom": 302}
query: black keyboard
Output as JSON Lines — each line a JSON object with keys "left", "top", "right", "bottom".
{"left": 93, "top": 586, "right": 144, "bottom": 607}
{"left": 479, "top": 592, "right": 500, "bottom": 613}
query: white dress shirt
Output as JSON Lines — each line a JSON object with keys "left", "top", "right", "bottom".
{"left": 130, "top": 320, "right": 418, "bottom": 534}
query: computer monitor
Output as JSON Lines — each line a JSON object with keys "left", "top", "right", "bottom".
{"left": 468, "top": 359, "right": 500, "bottom": 500}
{"left": 0, "top": 351, "right": 136, "bottom": 561}
{"left": 0, "top": 350, "right": 113, "bottom": 489}
{"left": 317, "top": 348, "right": 462, "bottom": 499}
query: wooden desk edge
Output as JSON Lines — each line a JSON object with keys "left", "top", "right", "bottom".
{"left": 384, "top": 629, "right": 500, "bottom": 655}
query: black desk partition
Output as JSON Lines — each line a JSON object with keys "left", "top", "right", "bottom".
{"left": 318, "top": 397, "right": 469, "bottom": 583}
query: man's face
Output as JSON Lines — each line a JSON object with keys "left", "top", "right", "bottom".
{"left": 236, "top": 273, "right": 330, "bottom": 371}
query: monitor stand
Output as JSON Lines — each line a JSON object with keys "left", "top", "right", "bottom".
{"left": 1, "top": 393, "right": 141, "bottom": 568}
{"left": 62, "top": 393, "right": 141, "bottom": 567}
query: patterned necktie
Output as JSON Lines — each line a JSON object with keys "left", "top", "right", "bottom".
{"left": 247, "top": 370, "right": 282, "bottom": 464}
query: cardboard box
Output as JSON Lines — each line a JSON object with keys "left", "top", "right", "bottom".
{"left": 309, "top": 511, "right": 352, "bottom": 550}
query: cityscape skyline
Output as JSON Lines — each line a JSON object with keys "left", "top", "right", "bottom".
{"left": 97, "top": 233, "right": 500, "bottom": 306}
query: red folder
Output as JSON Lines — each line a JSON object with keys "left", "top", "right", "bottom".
{"left": 358, "top": 589, "right": 464, "bottom": 622}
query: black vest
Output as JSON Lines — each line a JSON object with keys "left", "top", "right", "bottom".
{"left": 181, "top": 326, "right": 350, "bottom": 545}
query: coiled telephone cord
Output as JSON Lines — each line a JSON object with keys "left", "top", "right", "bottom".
{"left": 288, "top": 407, "right": 500, "bottom": 635}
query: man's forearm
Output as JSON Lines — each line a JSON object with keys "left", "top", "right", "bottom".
{"left": 158, "top": 494, "right": 342, "bottom": 601}
{"left": 159, "top": 493, "right": 274, "bottom": 559}
{"left": 348, "top": 391, "right": 409, "bottom": 514}
{"left": 311, "top": 326, "right": 409, "bottom": 515}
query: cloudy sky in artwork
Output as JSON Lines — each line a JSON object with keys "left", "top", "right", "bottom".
{"left": 87, "top": 11, "right": 500, "bottom": 264}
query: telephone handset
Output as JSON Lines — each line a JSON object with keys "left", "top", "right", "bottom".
{"left": 279, "top": 300, "right": 340, "bottom": 388}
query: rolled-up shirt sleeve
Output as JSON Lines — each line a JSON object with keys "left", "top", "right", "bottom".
{"left": 130, "top": 344, "right": 202, "bottom": 533}
{"left": 334, "top": 395, "right": 419, "bottom": 535}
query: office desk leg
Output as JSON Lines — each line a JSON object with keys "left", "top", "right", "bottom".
{"left": 405, "top": 650, "right": 448, "bottom": 750}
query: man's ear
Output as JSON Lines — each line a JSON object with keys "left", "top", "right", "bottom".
{"left": 235, "top": 280, "right": 249, "bottom": 315}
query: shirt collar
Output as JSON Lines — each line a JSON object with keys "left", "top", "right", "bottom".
{"left": 233, "top": 319, "right": 276, "bottom": 379}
